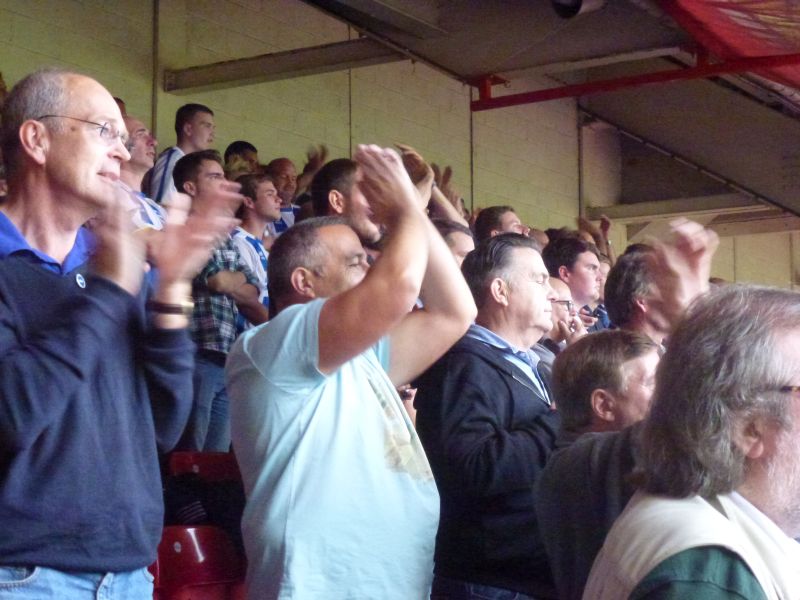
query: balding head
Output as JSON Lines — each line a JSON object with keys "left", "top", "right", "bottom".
{"left": 1, "top": 69, "right": 71, "bottom": 178}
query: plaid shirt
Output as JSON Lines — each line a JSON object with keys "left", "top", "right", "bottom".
{"left": 191, "top": 236, "right": 258, "bottom": 353}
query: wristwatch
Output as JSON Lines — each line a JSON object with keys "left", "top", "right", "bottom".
{"left": 146, "top": 299, "right": 195, "bottom": 318}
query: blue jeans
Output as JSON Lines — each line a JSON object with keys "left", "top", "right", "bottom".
{"left": 180, "top": 353, "right": 231, "bottom": 452}
{"left": 431, "top": 575, "right": 539, "bottom": 600}
{"left": 0, "top": 566, "right": 153, "bottom": 599}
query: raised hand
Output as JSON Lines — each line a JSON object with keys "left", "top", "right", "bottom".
{"left": 149, "top": 186, "right": 240, "bottom": 286}
{"left": 354, "top": 144, "right": 420, "bottom": 225}
{"left": 647, "top": 218, "right": 719, "bottom": 327}
{"left": 91, "top": 191, "right": 146, "bottom": 295}
{"left": 577, "top": 216, "right": 604, "bottom": 246}
{"left": 600, "top": 215, "right": 611, "bottom": 237}
{"left": 303, "top": 144, "right": 328, "bottom": 176}
{"left": 558, "top": 313, "right": 587, "bottom": 345}
{"left": 395, "top": 143, "right": 434, "bottom": 209}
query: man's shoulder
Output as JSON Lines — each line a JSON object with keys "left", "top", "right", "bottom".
{"left": 443, "top": 334, "right": 507, "bottom": 364}
{"left": 631, "top": 546, "right": 767, "bottom": 600}
{"left": 553, "top": 426, "right": 638, "bottom": 471}
{"left": 155, "top": 146, "right": 183, "bottom": 164}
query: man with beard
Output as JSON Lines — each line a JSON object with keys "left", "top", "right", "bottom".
{"left": 585, "top": 285, "right": 800, "bottom": 599}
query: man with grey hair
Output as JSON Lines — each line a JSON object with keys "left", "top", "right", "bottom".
{"left": 584, "top": 285, "right": 800, "bottom": 599}
{"left": 0, "top": 69, "right": 234, "bottom": 597}
{"left": 415, "top": 233, "right": 560, "bottom": 599}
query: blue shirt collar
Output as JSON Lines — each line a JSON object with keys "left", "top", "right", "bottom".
{"left": 465, "top": 323, "right": 541, "bottom": 369}
{"left": 0, "top": 211, "right": 95, "bottom": 274}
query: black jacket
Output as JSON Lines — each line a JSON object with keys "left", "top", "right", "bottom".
{"left": 414, "top": 335, "right": 561, "bottom": 597}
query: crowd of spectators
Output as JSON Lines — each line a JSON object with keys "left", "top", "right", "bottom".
{"left": 1, "top": 67, "right": 799, "bottom": 600}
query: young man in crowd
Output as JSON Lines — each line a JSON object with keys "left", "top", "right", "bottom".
{"left": 310, "top": 157, "right": 381, "bottom": 246}
{"left": 231, "top": 173, "right": 281, "bottom": 325}
{"left": 535, "top": 330, "right": 660, "bottom": 600}
{"left": 473, "top": 204, "right": 530, "bottom": 242}
{"left": 149, "top": 103, "right": 215, "bottom": 204}
{"left": 173, "top": 149, "right": 268, "bottom": 452}
{"left": 542, "top": 235, "right": 605, "bottom": 331}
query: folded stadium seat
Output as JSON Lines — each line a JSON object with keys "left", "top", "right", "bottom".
{"left": 152, "top": 525, "right": 245, "bottom": 600}
{"left": 168, "top": 452, "right": 242, "bottom": 483}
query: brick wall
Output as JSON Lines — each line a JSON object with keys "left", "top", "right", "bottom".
{"left": 8, "top": 0, "right": 793, "bottom": 287}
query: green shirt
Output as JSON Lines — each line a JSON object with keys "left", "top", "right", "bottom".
{"left": 630, "top": 545, "right": 768, "bottom": 600}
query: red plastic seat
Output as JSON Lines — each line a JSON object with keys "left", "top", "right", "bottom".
{"left": 152, "top": 525, "right": 245, "bottom": 600}
{"left": 168, "top": 452, "right": 242, "bottom": 483}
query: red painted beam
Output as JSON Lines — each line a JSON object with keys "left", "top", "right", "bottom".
{"left": 470, "top": 53, "right": 800, "bottom": 112}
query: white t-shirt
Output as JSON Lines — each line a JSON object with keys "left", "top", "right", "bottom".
{"left": 226, "top": 299, "right": 439, "bottom": 599}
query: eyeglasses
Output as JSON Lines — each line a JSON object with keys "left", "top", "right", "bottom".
{"left": 36, "top": 115, "right": 128, "bottom": 146}
{"left": 551, "top": 299, "right": 575, "bottom": 313}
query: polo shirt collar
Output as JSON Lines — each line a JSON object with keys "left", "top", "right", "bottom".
{"left": 0, "top": 211, "right": 94, "bottom": 274}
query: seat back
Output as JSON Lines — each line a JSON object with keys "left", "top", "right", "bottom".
{"left": 168, "top": 452, "right": 242, "bottom": 483}
{"left": 154, "top": 525, "right": 244, "bottom": 591}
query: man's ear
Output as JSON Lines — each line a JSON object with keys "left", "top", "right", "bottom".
{"left": 489, "top": 277, "right": 509, "bottom": 307}
{"left": 182, "top": 180, "right": 197, "bottom": 198}
{"left": 290, "top": 267, "right": 318, "bottom": 299}
{"left": 243, "top": 196, "right": 255, "bottom": 210}
{"left": 182, "top": 122, "right": 193, "bottom": 140}
{"left": 734, "top": 417, "right": 770, "bottom": 459}
{"left": 328, "top": 190, "right": 345, "bottom": 214}
{"left": 590, "top": 388, "right": 617, "bottom": 423}
{"left": 558, "top": 265, "right": 570, "bottom": 282}
{"left": 18, "top": 120, "right": 49, "bottom": 166}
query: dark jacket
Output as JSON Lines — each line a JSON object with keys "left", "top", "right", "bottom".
{"left": 534, "top": 425, "right": 641, "bottom": 600}
{"left": 0, "top": 255, "right": 194, "bottom": 572}
{"left": 414, "top": 334, "right": 561, "bottom": 597}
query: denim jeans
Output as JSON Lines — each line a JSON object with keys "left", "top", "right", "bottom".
{"left": 180, "top": 353, "right": 230, "bottom": 452}
{"left": 431, "top": 575, "right": 539, "bottom": 600}
{"left": 0, "top": 566, "right": 153, "bottom": 599}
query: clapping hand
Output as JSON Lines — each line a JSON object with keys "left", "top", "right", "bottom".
{"left": 355, "top": 145, "right": 420, "bottom": 225}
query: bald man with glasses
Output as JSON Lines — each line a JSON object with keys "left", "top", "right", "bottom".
{"left": 0, "top": 69, "right": 234, "bottom": 599}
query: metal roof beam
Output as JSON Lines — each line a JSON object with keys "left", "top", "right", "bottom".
{"left": 586, "top": 194, "right": 767, "bottom": 223}
{"left": 163, "top": 38, "right": 403, "bottom": 93}
{"left": 471, "top": 52, "right": 800, "bottom": 111}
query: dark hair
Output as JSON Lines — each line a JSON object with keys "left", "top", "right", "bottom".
{"left": 641, "top": 285, "right": 800, "bottom": 498}
{"left": 473, "top": 205, "right": 515, "bottom": 243}
{"left": 544, "top": 227, "right": 581, "bottom": 243}
{"left": 623, "top": 242, "right": 653, "bottom": 255}
{"left": 310, "top": 158, "right": 357, "bottom": 217}
{"left": 541, "top": 236, "right": 599, "bottom": 278}
{"left": 172, "top": 149, "right": 222, "bottom": 193}
{"left": 1, "top": 69, "right": 71, "bottom": 178}
{"left": 175, "top": 103, "right": 213, "bottom": 138}
{"left": 604, "top": 249, "right": 655, "bottom": 328}
{"left": 461, "top": 233, "right": 539, "bottom": 308}
{"left": 235, "top": 173, "right": 275, "bottom": 219}
{"left": 431, "top": 218, "right": 474, "bottom": 242}
{"left": 267, "top": 216, "right": 348, "bottom": 317}
{"left": 224, "top": 140, "right": 257, "bottom": 163}
{"left": 553, "top": 330, "right": 659, "bottom": 432}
